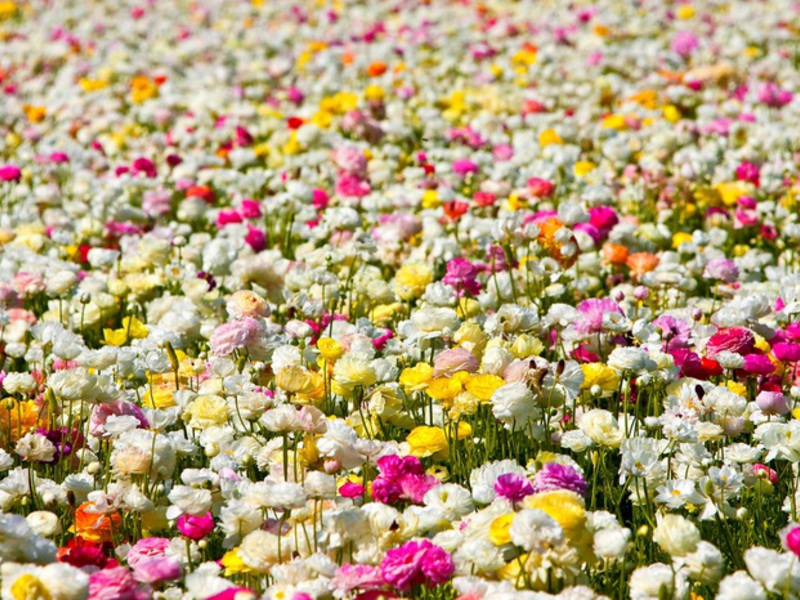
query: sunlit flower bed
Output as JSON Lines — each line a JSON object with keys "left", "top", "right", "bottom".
{"left": 3, "top": 0, "right": 800, "bottom": 598}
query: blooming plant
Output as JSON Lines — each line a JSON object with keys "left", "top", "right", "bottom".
{"left": 3, "top": 1, "right": 800, "bottom": 599}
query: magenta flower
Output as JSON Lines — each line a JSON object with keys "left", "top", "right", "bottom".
{"left": 736, "top": 161, "right": 760, "bottom": 186}
{"left": 574, "top": 298, "right": 622, "bottom": 335}
{"left": 532, "top": 462, "right": 588, "bottom": 497}
{"left": 176, "top": 512, "right": 215, "bottom": 540}
{"left": 442, "top": 258, "right": 481, "bottom": 296}
{"left": 372, "top": 455, "right": 439, "bottom": 504}
{"left": 451, "top": 159, "right": 479, "bottom": 176}
{"left": 332, "top": 564, "right": 386, "bottom": 595}
{"left": 238, "top": 199, "right": 262, "bottom": 219}
{"left": 0, "top": 164, "right": 22, "bottom": 182}
{"left": 705, "top": 327, "right": 755, "bottom": 357}
{"left": 773, "top": 342, "right": 800, "bottom": 363}
{"left": 742, "top": 353, "right": 775, "bottom": 375}
{"left": 244, "top": 226, "right": 266, "bottom": 252}
{"left": 493, "top": 473, "right": 534, "bottom": 503}
{"left": 757, "top": 82, "right": 793, "bottom": 108}
{"left": 335, "top": 173, "right": 371, "bottom": 198}
{"left": 380, "top": 539, "right": 454, "bottom": 592}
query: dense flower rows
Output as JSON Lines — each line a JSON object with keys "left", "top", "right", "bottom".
{"left": 3, "top": 0, "right": 800, "bottom": 598}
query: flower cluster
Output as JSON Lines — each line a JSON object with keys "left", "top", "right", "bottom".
{"left": 3, "top": 0, "right": 800, "bottom": 599}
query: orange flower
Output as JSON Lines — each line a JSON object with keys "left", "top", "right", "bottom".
{"left": 601, "top": 242, "right": 629, "bottom": 266}
{"left": 366, "top": 61, "right": 387, "bottom": 77}
{"left": 73, "top": 501, "right": 121, "bottom": 544}
{"left": 537, "top": 218, "right": 577, "bottom": 267}
{"left": 626, "top": 252, "right": 659, "bottom": 278}
{"left": 0, "top": 399, "right": 47, "bottom": 443}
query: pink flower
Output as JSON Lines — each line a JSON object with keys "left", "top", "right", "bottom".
{"left": 743, "top": 353, "right": 775, "bottom": 375}
{"left": 671, "top": 31, "right": 699, "bottom": 57}
{"left": 332, "top": 564, "right": 386, "bottom": 595}
{"left": 785, "top": 527, "right": 800, "bottom": 557}
{"left": 210, "top": 317, "right": 264, "bottom": 356}
{"left": 339, "top": 481, "right": 365, "bottom": 498}
{"left": 588, "top": 206, "right": 618, "bottom": 237}
{"left": 206, "top": 589, "right": 257, "bottom": 600}
{"left": 238, "top": 199, "right": 262, "bottom": 219}
{"left": 756, "top": 391, "right": 790, "bottom": 415}
{"left": 333, "top": 146, "right": 368, "bottom": 177}
{"left": 132, "top": 557, "right": 181, "bottom": 584}
{"left": 442, "top": 258, "right": 481, "bottom": 296}
{"left": 312, "top": 188, "right": 330, "bottom": 209}
{"left": 177, "top": 512, "right": 215, "bottom": 540}
{"left": 493, "top": 473, "right": 534, "bottom": 503}
{"left": 532, "top": 462, "right": 587, "bottom": 496}
{"left": 217, "top": 210, "right": 243, "bottom": 228}
{"left": 736, "top": 162, "right": 760, "bottom": 186}
{"left": 433, "top": 347, "right": 479, "bottom": 378}
{"left": 451, "top": 159, "right": 479, "bottom": 176}
{"left": 705, "top": 327, "right": 755, "bottom": 357}
{"left": 244, "top": 226, "right": 266, "bottom": 252}
{"left": 0, "top": 164, "right": 22, "bottom": 182}
{"left": 757, "top": 82, "right": 793, "bottom": 108}
{"left": 142, "top": 189, "right": 173, "bottom": 217}
{"left": 380, "top": 540, "right": 454, "bottom": 592}
{"left": 89, "top": 400, "right": 149, "bottom": 438}
{"left": 574, "top": 298, "right": 622, "bottom": 335}
{"left": 89, "top": 567, "right": 150, "bottom": 600}
{"left": 703, "top": 258, "right": 739, "bottom": 283}
{"left": 773, "top": 342, "right": 800, "bottom": 363}
{"left": 335, "top": 173, "right": 371, "bottom": 198}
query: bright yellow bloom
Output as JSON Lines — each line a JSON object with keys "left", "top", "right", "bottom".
{"left": 399, "top": 363, "right": 434, "bottom": 392}
{"left": 672, "top": 232, "right": 693, "bottom": 248}
{"left": 426, "top": 378, "right": 463, "bottom": 402}
{"left": 580, "top": 363, "right": 620, "bottom": 397}
{"left": 221, "top": 549, "right": 251, "bottom": 575}
{"left": 524, "top": 490, "right": 586, "bottom": 536}
{"left": 714, "top": 181, "right": 754, "bottom": 207}
{"left": 275, "top": 366, "right": 317, "bottom": 395}
{"left": 11, "top": 574, "right": 50, "bottom": 600}
{"left": 464, "top": 373, "right": 505, "bottom": 402}
{"left": 539, "top": 129, "right": 562, "bottom": 147}
{"left": 407, "top": 426, "right": 448, "bottom": 458}
{"left": 317, "top": 337, "right": 345, "bottom": 361}
{"left": 489, "top": 514, "right": 515, "bottom": 545}
{"left": 574, "top": 161, "right": 596, "bottom": 177}
{"left": 394, "top": 264, "right": 433, "bottom": 300}
{"left": 103, "top": 316, "right": 148, "bottom": 347}
{"left": 130, "top": 75, "right": 158, "bottom": 103}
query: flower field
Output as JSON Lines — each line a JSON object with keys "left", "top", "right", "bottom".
{"left": 3, "top": 0, "right": 800, "bottom": 598}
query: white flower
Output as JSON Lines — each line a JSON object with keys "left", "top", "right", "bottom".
{"left": 509, "top": 509, "right": 564, "bottom": 553}
{"left": 578, "top": 409, "right": 623, "bottom": 448}
{"left": 678, "top": 541, "right": 723, "bottom": 584}
{"left": 423, "top": 484, "right": 474, "bottom": 521}
{"left": 238, "top": 530, "right": 284, "bottom": 572}
{"left": 716, "top": 571, "right": 767, "bottom": 600}
{"left": 607, "top": 347, "right": 656, "bottom": 372}
{"left": 26, "top": 511, "right": 60, "bottom": 537}
{"left": 629, "top": 563, "right": 684, "bottom": 600}
{"left": 167, "top": 485, "right": 213, "bottom": 518}
{"left": 2, "top": 372, "right": 37, "bottom": 395}
{"left": 491, "top": 382, "right": 538, "bottom": 430}
{"left": 469, "top": 460, "right": 526, "bottom": 504}
{"left": 652, "top": 513, "right": 700, "bottom": 557}
{"left": 15, "top": 433, "right": 56, "bottom": 463}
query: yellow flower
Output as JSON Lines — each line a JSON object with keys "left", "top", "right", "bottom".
{"left": 714, "top": 181, "right": 754, "bottom": 207}
{"left": 511, "top": 49, "right": 537, "bottom": 66}
{"left": 407, "top": 426, "right": 448, "bottom": 458}
{"left": 426, "top": 378, "right": 463, "bottom": 402}
{"left": 663, "top": 104, "right": 681, "bottom": 123}
{"left": 726, "top": 381, "right": 747, "bottom": 397}
{"left": 0, "top": 1, "right": 17, "bottom": 19}
{"left": 130, "top": 75, "right": 158, "bottom": 103}
{"left": 677, "top": 4, "right": 695, "bottom": 19}
{"left": 464, "top": 373, "right": 505, "bottom": 402}
{"left": 221, "top": 549, "right": 251, "bottom": 576}
{"left": 80, "top": 78, "right": 110, "bottom": 92}
{"left": 399, "top": 363, "right": 434, "bottom": 392}
{"left": 394, "top": 264, "right": 433, "bottom": 300}
{"left": 185, "top": 395, "right": 231, "bottom": 429}
{"left": 511, "top": 334, "right": 543, "bottom": 359}
{"left": 144, "top": 387, "right": 176, "bottom": 409}
{"left": 22, "top": 104, "right": 47, "bottom": 123}
{"left": 11, "top": 574, "right": 50, "bottom": 600}
{"left": 580, "top": 363, "right": 620, "bottom": 397}
{"left": 602, "top": 114, "right": 627, "bottom": 130}
{"left": 275, "top": 366, "right": 317, "bottom": 395}
{"left": 317, "top": 337, "right": 345, "bottom": 361}
{"left": 496, "top": 554, "right": 527, "bottom": 582}
{"left": 489, "top": 514, "right": 515, "bottom": 545}
{"left": 539, "top": 129, "right": 562, "bottom": 147}
{"left": 672, "top": 232, "right": 693, "bottom": 249}
{"left": 524, "top": 490, "right": 586, "bottom": 536}
{"left": 574, "top": 161, "right": 596, "bottom": 177}
{"left": 103, "top": 316, "right": 149, "bottom": 347}
{"left": 454, "top": 322, "right": 487, "bottom": 355}
{"left": 364, "top": 85, "right": 385, "bottom": 101}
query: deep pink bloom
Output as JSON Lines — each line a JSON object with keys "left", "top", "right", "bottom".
{"left": 757, "top": 82, "right": 793, "bottom": 108}
{"left": 706, "top": 327, "right": 755, "bottom": 357}
{"left": 217, "top": 210, "right": 243, "bottom": 228}
{"left": 244, "top": 226, "right": 266, "bottom": 252}
{"left": 0, "top": 164, "right": 21, "bottom": 182}
{"left": 588, "top": 206, "right": 619, "bottom": 237}
{"left": 774, "top": 342, "right": 800, "bottom": 363}
{"left": 753, "top": 463, "right": 778, "bottom": 484}
{"left": 339, "top": 482, "right": 365, "bottom": 498}
{"left": 743, "top": 353, "right": 775, "bottom": 375}
{"left": 527, "top": 177, "right": 554, "bottom": 197}
{"left": 238, "top": 199, "right": 262, "bottom": 219}
{"left": 380, "top": 540, "right": 454, "bottom": 592}
{"left": 736, "top": 162, "right": 760, "bottom": 186}
{"left": 442, "top": 258, "right": 481, "bottom": 296}
{"left": 532, "top": 462, "right": 587, "bottom": 496}
{"left": 786, "top": 527, "right": 800, "bottom": 557}
{"left": 493, "top": 473, "right": 534, "bottom": 503}
{"left": 177, "top": 512, "right": 215, "bottom": 540}
{"left": 336, "top": 173, "right": 371, "bottom": 198}
{"left": 451, "top": 159, "right": 479, "bottom": 176}
{"left": 206, "top": 588, "right": 257, "bottom": 600}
